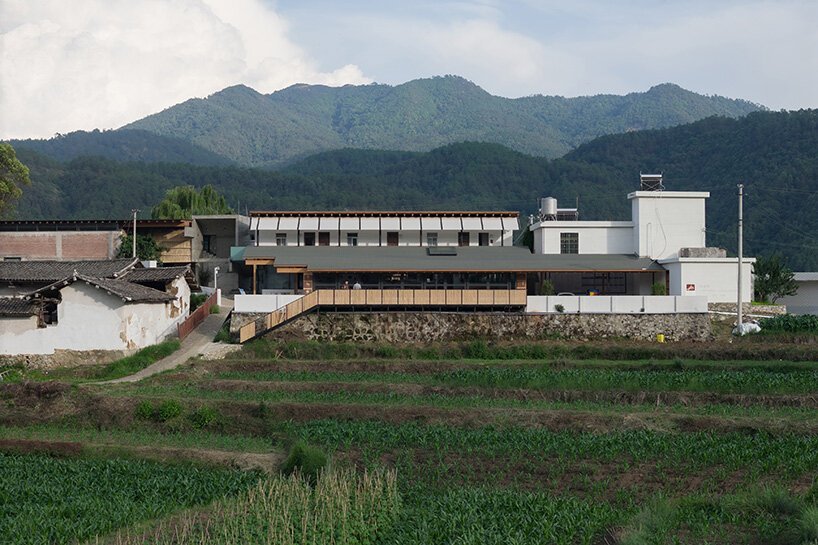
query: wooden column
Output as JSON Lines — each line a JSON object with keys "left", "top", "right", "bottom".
{"left": 252, "top": 264, "right": 257, "bottom": 294}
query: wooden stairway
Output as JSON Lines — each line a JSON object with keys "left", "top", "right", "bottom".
{"left": 238, "top": 288, "right": 527, "bottom": 343}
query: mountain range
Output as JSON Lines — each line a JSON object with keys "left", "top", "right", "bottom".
{"left": 11, "top": 76, "right": 763, "bottom": 168}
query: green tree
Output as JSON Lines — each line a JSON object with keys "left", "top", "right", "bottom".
{"left": 116, "top": 234, "right": 162, "bottom": 261}
{"left": 0, "top": 143, "right": 31, "bottom": 217}
{"left": 753, "top": 254, "right": 798, "bottom": 303}
{"left": 151, "top": 184, "right": 232, "bottom": 219}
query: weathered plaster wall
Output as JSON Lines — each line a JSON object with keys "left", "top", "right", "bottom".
{"left": 0, "top": 282, "right": 184, "bottom": 355}
{"left": 265, "top": 311, "right": 712, "bottom": 343}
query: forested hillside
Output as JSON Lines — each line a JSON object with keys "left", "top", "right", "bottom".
{"left": 117, "top": 76, "right": 761, "bottom": 167}
{"left": 12, "top": 109, "right": 818, "bottom": 269}
{"left": 10, "top": 129, "right": 232, "bottom": 166}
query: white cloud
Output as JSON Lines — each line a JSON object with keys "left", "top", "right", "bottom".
{"left": 0, "top": 0, "right": 371, "bottom": 139}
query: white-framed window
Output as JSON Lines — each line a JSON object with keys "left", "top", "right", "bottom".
{"left": 276, "top": 233, "right": 287, "bottom": 246}
{"left": 426, "top": 232, "right": 438, "bottom": 246}
{"left": 560, "top": 232, "right": 579, "bottom": 254}
{"left": 347, "top": 232, "right": 359, "bottom": 246}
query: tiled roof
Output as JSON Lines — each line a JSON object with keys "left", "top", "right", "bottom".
{"left": 28, "top": 274, "right": 175, "bottom": 304}
{"left": 0, "top": 259, "right": 138, "bottom": 283}
{"left": 0, "top": 297, "right": 39, "bottom": 317}
{"left": 121, "top": 266, "right": 190, "bottom": 283}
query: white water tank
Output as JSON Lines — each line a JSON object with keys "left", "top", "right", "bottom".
{"left": 539, "top": 197, "right": 558, "bottom": 218}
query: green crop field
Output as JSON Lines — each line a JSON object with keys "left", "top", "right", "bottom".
{"left": 2, "top": 338, "right": 818, "bottom": 544}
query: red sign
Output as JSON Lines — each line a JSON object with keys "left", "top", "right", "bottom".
{"left": 686, "top": 284, "right": 696, "bottom": 292}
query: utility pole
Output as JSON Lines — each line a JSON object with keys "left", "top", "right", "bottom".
{"left": 736, "top": 184, "right": 744, "bottom": 334}
{"left": 131, "top": 209, "right": 140, "bottom": 259}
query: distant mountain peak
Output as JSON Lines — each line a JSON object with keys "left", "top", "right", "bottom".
{"left": 107, "top": 75, "right": 767, "bottom": 167}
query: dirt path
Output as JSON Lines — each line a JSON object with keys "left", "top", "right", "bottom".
{"left": 103, "top": 298, "right": 234, "bottom": 384}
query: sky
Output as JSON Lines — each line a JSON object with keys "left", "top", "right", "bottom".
{"left": 1, "top": 0, "right": 816, "bottom": 140}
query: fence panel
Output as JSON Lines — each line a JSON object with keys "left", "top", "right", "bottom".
{"left": 177, "top": 292, "right": 217, "bottom": 341}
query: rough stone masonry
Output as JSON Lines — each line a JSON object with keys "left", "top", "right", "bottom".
{"left": 263, "top": 311, "right": 712, "bottom": 343}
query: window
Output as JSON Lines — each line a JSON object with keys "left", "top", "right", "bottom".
{"left": 386, "top": 232, "right": 399, "bottom": 246}
{"left": 478, "top": 233, "right": 489, "bottom": 246}
{"left": 426, "top": 232, "right": 438, "bottom": 247}
{"left": 458, "top": 232, "right": 470, "bottom": 246}
{"left": 304, "top": 232, "right": 316, "bottom": 246}
{"left": 276, "top": 233, "right": 287, "bottom": 246}
{"left": 318, "top": 232, "right": 330, "bottom": 246}
{"left": 3, "top": 256, "right": 22, "bottom": 261}
{"left": 560, "top": 232, "right": 579, "bottom": 254}
{"left": 202, "top": 235, "right": 215, "bottom": 254}
{"left": 347, "top": 232, "right": 358, "bottom": 246}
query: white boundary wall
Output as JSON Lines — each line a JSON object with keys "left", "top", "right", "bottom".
{"left": 234, "top": 294, "right": 303, "bottom": 313}
{"left": 526, "top": 295, "right": 707, "bottom": 314}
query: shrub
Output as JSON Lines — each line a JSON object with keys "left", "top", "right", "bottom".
{"left": 799, "top": 506, "right": 818, "bottom": 543}
{"left": 651, "top": 283, "right": 667, "bottom": 296}
{"left": 156, "top": 399, "right": 183, "bottom": 422}
{"left": 280, "top": 441, "right": 328, "bottom": 484}
{"left": 760, "top": 314, "right": 818, "bottom": 334}
{"left": 750, "top": 486, "right": 801, "bottom": 516}
{"left": 190, "top": 293, "right": 208, "bottom": 312}
{"left": 554, "top": 304, "right": 565, "bottom": 313}
{"left": 135, "top": 400, "right": 155, "bottom": 420}
{"left": 539, "top": 279, "right": 555, "bottom": 295}
{"left": 209, "top": 304, "right": 220, "bottom": 314}
{"left": 188, "top": 406, "right": 220, "bottom": 429}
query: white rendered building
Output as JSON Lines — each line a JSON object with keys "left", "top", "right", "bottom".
{"left": 530, "top": 175, "right": 753, "bottom": 303}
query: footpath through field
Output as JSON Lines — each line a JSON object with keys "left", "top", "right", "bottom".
{"left": 103, "top": 297, "right": 234, "bottom": 384}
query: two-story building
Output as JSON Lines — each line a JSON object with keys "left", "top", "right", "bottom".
{"left": 530, "top": 174, "right": 754, "bottom": 302}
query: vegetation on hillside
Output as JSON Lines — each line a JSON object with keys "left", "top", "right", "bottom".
{"left": 0, "top": 142, "right": 31, "bottom": 217}
{"left": 15, "top": 77, "right": 762, "bottom": 168}
{"left": 13, "top": 109, "right": 818, "bottom": 269}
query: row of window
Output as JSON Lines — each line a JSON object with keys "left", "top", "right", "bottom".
{"left": 275, "top": 232, "right": 493, "bottom": 247}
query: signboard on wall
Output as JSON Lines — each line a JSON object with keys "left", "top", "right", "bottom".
{"left": 686, "top": 284, "right": 696, "bottom": 292}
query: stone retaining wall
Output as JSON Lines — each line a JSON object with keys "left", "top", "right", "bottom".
{"left": 267, "top": 311, "right": 712, "bottom": 343}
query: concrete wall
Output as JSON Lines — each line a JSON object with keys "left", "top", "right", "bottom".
{"left": 533, "top": 222, "right": 633, "bottom": 254}
{"left": 526, "top": 295, "right": 708, "bottom": 314}
{"left": 0, "top": 231, "right": 119, "bottom": 260}
{"left": 268, "top": 311, "right": 712, "bottom": 342}
{"left": 779, "top": 279, "right": 818, "bottom": 315}
{"left": 0, "top": 282, "right": 185, "bottom": 355}
{"left": 630, "top": 191, "right": 708, "bottom": 259}
{"left": 661, "top": 258, "right": 754, "bottom": 303}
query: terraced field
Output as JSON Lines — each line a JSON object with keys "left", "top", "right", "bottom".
{"left": 2, "top": 341, "right": 818, "bottom": 544}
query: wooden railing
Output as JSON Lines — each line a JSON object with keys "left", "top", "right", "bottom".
{"left": 238, "top": 288, "right": 526, "bottom": 343}
{"left": 178, "top": 292, "right": 217, "bottom": 341}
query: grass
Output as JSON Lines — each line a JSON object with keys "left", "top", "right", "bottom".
{"left": 243, "top": 338, "right": 818, "bottom": 362}
{"left": 209, "top": 365, "right": 818, "bottom": 395}
{"left": 0, "top": 452, "right": 259, "bottom": 545}
{"left": 88, "top": 340, "right": 180, "bottom": 381}
{"left": 96, "top": 468, "right": 400, "bottom": 545}
{"left": 0, "top": 424, "right": 273, "bottom": 453}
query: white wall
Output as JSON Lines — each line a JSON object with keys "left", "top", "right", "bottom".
{"left": 779, "top": 279, "right": 818, "bottom": 315}
{"left": 533, "top": 222, "right": 633, "bottom": 254}
{"left": 630, "top": 191, "right": 708, "bottom": 259}
{"left": 0, "top": 283, "right": 185, "bottom": 355}
{"left": 256, "top": 228, "right": 514, "bottom": 247}
{"left": 660, "top": 258, "right": 754, "bottom": 303}
{"left": 526, "top": 295, "right": 708, "bottom": 314}
{"left": 234, "top": 294, "right": 303, "bottom": 313}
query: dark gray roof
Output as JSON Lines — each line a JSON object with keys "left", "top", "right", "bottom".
{"left": 28, "top": 274, "right": 175, "bottom": 303}
{"left": 242, "top": 246, "right": 665, "bottom": 272}
{"left": 0, "top": 297, "right": 39, "bottom": 317}
{"left": 120, "top": 266, "right": 191, "bottom": 284}
{"left": 0, "top": 259, "right": 138, "bottom": 283}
